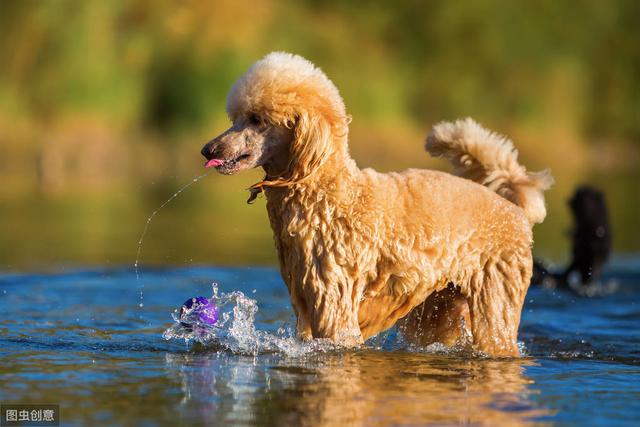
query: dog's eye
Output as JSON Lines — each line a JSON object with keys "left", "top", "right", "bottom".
{"left": 249, "top": 113, "right": 261, "bottom": 126}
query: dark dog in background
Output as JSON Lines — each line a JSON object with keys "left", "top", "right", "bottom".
{"left": 533, "top": 186, "right": 612, "bottom": 291}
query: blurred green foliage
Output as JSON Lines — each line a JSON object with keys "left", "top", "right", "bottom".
{"left": 0, "top": 0, "right": 638, "bottom": 270}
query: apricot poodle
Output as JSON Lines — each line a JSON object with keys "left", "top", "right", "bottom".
{"left": 201, "top": 52, "right": 553, "bottom": 356}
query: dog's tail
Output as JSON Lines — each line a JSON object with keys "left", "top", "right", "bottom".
{"left": 426, "top": 118, "right": 553, "bottom": 225}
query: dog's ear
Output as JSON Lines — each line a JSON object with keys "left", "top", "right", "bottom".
{"left": 286, "top": 110, "right": 333, "bottom": 182}
{"left": 246, "top": 110, "right": 340, "bottom": 202}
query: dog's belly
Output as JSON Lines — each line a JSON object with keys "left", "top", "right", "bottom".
{"left": 358, "top": 294, "right": 408, "bottom": 339}
{"left": 357, "top": 276, "right": 448, "bottom": 340}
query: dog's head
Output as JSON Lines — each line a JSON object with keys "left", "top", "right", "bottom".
{"left": 201, "top": 52, "right": 349, "bottom": 184}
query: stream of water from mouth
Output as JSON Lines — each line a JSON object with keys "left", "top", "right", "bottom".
{"left": 134, "top": 171, "right": 213, "bottom": 310}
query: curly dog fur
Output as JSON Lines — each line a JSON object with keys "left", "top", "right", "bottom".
{"left": 201, "top": 52, "right": 553, "bottom": 356}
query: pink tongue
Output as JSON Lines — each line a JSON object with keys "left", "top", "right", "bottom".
{"left": 205, "top": 159, "right": 224, "bottom": 169}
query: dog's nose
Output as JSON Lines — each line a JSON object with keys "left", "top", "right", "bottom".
{"left": 201, "top": 142, "right": 214, "bottom": 159}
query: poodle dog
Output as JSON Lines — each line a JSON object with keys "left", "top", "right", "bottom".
{"left": 532, "top": 186, "right": 612, "bottom": 290}
{"left": 201, "top": 52, "right": 553, "bottom": 356}
{"left": 563, "top": 186, "right": 612, "bottom": 283}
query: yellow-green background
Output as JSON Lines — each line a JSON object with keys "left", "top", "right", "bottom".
{"left": 1, "top": 0, "right": 638, "bottom": 270}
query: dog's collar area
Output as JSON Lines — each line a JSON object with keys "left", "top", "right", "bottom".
{"left": 246, "top": 173, "right": 300, "bottom": 204}
{"left": 247, "top": 180, "right": 267, "bottom": 204}
{"left": 247, "top": 174, "right": 279, "bottom": 204}
{"left": 246, "top": 167, "right": 322, "bottom": 204}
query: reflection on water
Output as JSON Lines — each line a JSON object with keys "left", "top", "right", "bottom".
{"left": 160, "top": 287, "right": 549, "bottom": 425}
{"left": 0, "top": 348, "right": 549, "bottom": 426}
{"left": 162, "top": 284, "right": 548, "bottom": 425}
{"left": 1, "top": 169, "right": 639, "bottom": 270}
{"left": 165, "top": 351, "right": 550, "bottom": 427}
{"left": 0, "top": 172, "right": 277, "bottom": 270}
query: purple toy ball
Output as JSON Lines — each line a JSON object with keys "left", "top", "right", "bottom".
{"left": 179, "top": 296, "right": 218, "bottom": 328}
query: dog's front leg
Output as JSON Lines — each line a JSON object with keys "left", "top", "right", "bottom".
{"left": 306, "top": 281, "right": 364, "bottom": 347}
{"left": 293, "top": 300, "right": 313, "bottom": 341}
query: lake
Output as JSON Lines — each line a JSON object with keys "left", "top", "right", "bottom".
{"left": 1, "top": 261, "right": 639, "bottom": 426}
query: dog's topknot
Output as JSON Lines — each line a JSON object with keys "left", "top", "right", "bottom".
{"left": 226, "top": 52, "right": 347, "bottom": 132}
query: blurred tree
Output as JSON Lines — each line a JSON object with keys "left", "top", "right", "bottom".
{"left": 0, "top": 0, "right": 638, "bottom": 267}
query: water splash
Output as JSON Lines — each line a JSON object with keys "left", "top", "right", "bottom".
{"left": 161, "top": 284, "right": 500, "bottom": 358}
{"left": 163, "top": 283, "right": 340, "bottom": 357}
{"left": 134, "top": 171, "right": 213, "bottom": 313}
{"left": 569, "top": 278, "right": 619, "bottom": 297}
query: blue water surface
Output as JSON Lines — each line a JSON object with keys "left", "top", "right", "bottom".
{"left": 0, "top": 260, "right": 638, "bottom": 426}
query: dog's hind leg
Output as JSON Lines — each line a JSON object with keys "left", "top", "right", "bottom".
{"left": 399, "top": 284, "right": 471, "bottom": 347}
{"left": 465, "top": 255, "right": 530, "bottom": 357}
